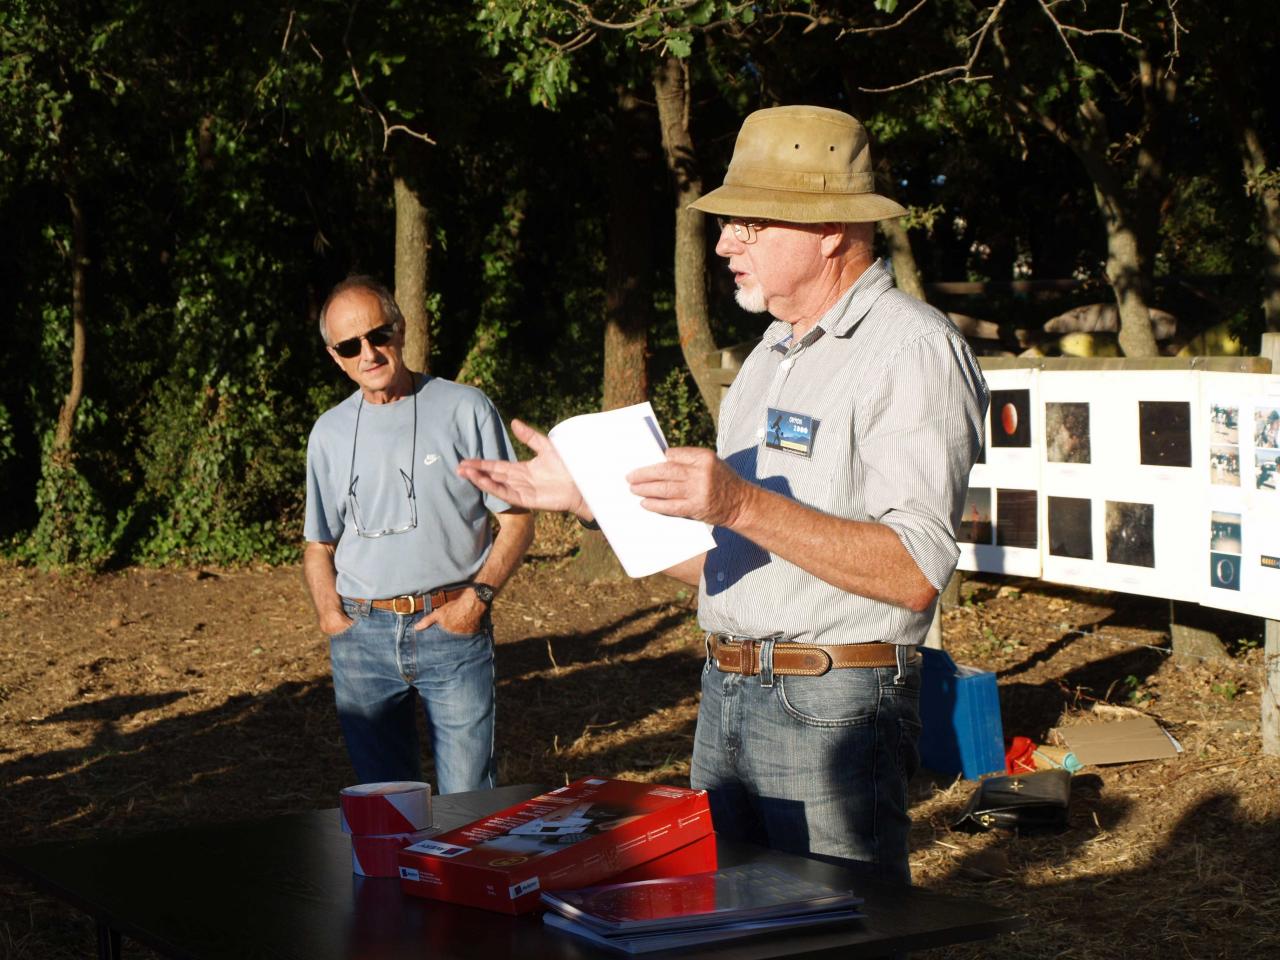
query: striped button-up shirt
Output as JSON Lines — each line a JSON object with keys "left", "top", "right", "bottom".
{"left": 699, "top": 259, "right": 988, "bottom": 646}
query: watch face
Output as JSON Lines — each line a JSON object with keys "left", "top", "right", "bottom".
{"left": 473, "top": 584, "right": 495, "bottom": 604}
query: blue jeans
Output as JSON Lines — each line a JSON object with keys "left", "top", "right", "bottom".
{"left": 329, "top": 599, "right": 496, "bottom": 795}
{"left": 690, "top": 640, "right": 921, "bottom": 886}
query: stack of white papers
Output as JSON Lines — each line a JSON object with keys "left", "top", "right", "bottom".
{"left": 549, "top": 402, "right": 715, "bottom": 578}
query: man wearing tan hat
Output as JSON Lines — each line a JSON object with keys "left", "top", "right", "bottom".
{"left": 459, "top": 105, "right": 987, "bottom": 884}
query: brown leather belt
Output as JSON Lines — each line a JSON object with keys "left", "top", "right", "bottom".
{"left": 709, "top": 633, "right": 903, "bottom": 676}
{"left": 353, "top": 588, "right": 469, "bottom": 615}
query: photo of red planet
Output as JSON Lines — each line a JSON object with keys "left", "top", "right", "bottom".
{"left": 990, "top": 389, "right": 1032, "bottom": 448}
{"left": 1001, "top": 402, "right": 1017, "bottom": 435}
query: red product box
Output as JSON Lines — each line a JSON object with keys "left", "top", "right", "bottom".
{"left": 397, "top": 777, "right": 713, "bottom": 914}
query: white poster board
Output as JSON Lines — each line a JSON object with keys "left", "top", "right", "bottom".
{"left": 1198, "top": 371, "right": 1280, "bottom": 618}
{"left": 1039, "top": 370, "right": 1201, "bottom": 601}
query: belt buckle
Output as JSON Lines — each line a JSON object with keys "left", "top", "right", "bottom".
{"left": 723, "top": 635, "right": 756, "bottom": 675}
{"left": 390, "top": 595, "right": 416, "bottom": 615}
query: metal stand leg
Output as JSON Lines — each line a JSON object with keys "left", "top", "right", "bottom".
{"left": 96, "top": 921, "right": 121, "bottom": 960}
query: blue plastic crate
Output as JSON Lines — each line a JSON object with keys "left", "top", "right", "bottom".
{"left": 918, "top": 647, "right": 1005, "bottom": 780}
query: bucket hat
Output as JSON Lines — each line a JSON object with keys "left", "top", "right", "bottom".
{"left": 690, "top": 105, "right": 906, "bottom": 223}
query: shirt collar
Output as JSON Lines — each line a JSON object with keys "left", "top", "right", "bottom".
{"left": 764, "top": 258, "right": 894, "bottom": 351}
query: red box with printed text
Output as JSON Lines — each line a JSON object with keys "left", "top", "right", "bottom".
{"left": 397, "top": 777, "right": 714, "bottom": 914}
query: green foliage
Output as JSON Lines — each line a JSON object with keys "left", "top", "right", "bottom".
{"left": 21, "top": 444, "right": 120, "bottom": 570}
{"left": 1210, "top": 680, "right": 1239, "bottom": 702}
{"left": 1, "top": 0, "right": 1277, "bottom": 572}
{"left": 650, "top": 366, "right": 715, "bottom": 449}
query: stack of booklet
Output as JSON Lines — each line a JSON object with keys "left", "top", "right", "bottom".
{"left": 540, "top": 862, "right": 864, "bottom": 954}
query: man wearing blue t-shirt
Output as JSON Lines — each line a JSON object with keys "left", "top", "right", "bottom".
{"left": 303, "top": 276, "right": 533, "bottom": 793}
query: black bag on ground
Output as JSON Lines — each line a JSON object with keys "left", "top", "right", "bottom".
{"left": 955, "top": 769, "right": 1072, "bottom": 832}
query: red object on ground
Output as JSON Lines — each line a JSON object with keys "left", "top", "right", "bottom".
{"left": 397, "top": 777, "right": 713, "bottom": 914}
{"left": 1005, "top": 736, "right": 1038, "bottom": 774}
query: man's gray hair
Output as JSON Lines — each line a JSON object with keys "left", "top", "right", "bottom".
{"left": 318, "top": 275, "right": 406, "bottom": 345}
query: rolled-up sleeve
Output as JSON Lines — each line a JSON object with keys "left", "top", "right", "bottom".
{"left": 858, "top": 330, "right": 988, "bottom": 590}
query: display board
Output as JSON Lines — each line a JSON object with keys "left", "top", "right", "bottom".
{"left": 1198, "top": 371, "right": 1280, "bottom": 618}
{"left": 957, "top": 367, "right": 1042, "bottom": 578}
{"left": 955, "top": 366, "right": 1280, "bottom": 619}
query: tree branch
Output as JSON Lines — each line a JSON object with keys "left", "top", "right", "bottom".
{"left": 861, "top": 0, "right": 1007, "bottom": 93}
{"left": 342, "top": 2, "right": 435, "bottom": 151}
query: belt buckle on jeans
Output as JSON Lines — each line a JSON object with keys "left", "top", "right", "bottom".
{"left": 721, "top": 634, "right": 757, "bottom": 675}
{"left": 390, "top": 595, "right": 417, "bottom": 615}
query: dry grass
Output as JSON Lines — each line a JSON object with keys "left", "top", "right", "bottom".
{"left": 0, "top": 543, "right": 1276, "bottom": 958}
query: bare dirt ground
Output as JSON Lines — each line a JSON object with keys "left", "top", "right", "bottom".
{"left": 2, "top": 517, "right": 1277, "bottom": 959}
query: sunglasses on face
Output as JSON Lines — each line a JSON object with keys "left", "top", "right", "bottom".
{"left": 331, "top": 323, "right": 396, "bottom": 359}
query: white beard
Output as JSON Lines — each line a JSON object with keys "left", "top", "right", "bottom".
{"left": 734, "top": 283, "right": 768, "bottom": 313}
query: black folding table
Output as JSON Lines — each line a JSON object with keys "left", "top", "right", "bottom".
{"left": 1, "top": 783, "right": 1023, "bottom": 959}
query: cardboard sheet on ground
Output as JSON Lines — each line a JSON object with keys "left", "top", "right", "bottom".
{"left": 1056, "top": 715, "right": 1182, "bottom": 766}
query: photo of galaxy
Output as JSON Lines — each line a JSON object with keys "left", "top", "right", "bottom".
{"left": 990, "top": 389, "right": 1032, "bottom": 449}
{"left": 1048, "top": 496, "right": 1093, "bottom": 560}
{"left": 1105, "top": 500, "right": 1156, "bottom": 568}
{"left": 996, "top": 488, "right": 1038, "bottom": 549}
{"left": 1138, "top": 400, "right": 1192, "bottom": 468}
{"left": 1045, "top": 402, "right": 1091, "bottom": 464}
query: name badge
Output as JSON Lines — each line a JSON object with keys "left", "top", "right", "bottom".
{"left": 765, "top": 408, "right": 818, "bottom": 458}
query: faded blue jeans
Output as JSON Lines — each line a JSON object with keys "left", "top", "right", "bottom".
{"left": 329, "top": 599, "right": 496, "bottom": 794}
{"left": 690, "top": 639, "right": 921, "bottom": 886}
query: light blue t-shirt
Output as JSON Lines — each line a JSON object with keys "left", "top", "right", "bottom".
{"left": 304, "top": 375, "right": 514, "bottom": 599}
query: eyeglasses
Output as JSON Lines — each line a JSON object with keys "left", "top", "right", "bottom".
{"left": 331, "top": 323, "right": 397, "bottom": 359}
{"left": 715, "top": 217, "right": 774, "bottom": 244}
{"left": 346, "top": 384, "right": 418, "bottom": 539}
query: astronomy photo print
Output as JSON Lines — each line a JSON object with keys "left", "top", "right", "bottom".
{"left": 1105, "top": 500, "right": 1155, "bottom": 568}
{"left": 957, "top": 487, "right": 993, "bottom": 545}
{"left": 1048, "top": 496, "right": 1093, "bottom": 560}
{"left": 1045, "top": 402, "right": 1091, "bottom": 464}
{"left": 1138, "top": 400, "right": 1192, "bottom": 468}
{"left": 990, "top": 389, "right": 1032, "bottom": 449}
{"left": 996, "top": 488, "right": 1038, "bottom": 550}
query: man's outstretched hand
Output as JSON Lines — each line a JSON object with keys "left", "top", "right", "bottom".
{"left": 457, "top": 419, "right": 590, "bottom": 519}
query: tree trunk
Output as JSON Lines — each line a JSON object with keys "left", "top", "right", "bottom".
{"left": 878, "top": 216, "right": 927, "bottom": 302}
{"left": 653, "top": 55, "right": 719, "bottom": 422}
{"left": 574, "top": 87, "right": 656, "bottom": 582}
{"left": 1073, "top": 100, "right": 1160, "bottom": 358}
{"left": 53, "top": 187, "right": 88, "bottom": 453}
{"left": 393, "top": 147, "right": 431, "bottom": 374}
{"left": 602, "top": 88, "right": 653, "bottom": 411}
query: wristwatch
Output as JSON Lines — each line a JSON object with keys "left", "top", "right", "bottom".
{"left": 469, "top": 582, "right": 496, "bottom": 608}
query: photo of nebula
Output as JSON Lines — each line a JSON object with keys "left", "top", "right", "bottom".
{"left": 1105, "top": 500, "right": 1156, "bottom": 568}
{"left": 990, "top": 389, "right": 1032, "bottom": 448}
{"left": 1045, "top": 402, "right": 1091, "bottom": 464}
{"left": 957, "top": 487, "right": 993, "bottom": 544}
{"left": 996, "top": 488, "right": 1038, "bottom": 549}
{"left": 1209, "top": 511, "right": 1242, "bottom": 554}
{"left": 1210, "top": 552, "right": 1241, "bottom": 591}
{"left": 1048, "top": 496, "right": 1093, "bottom": 560}
{"left": 1138, "top": 400, "right": 1192, "bottom": 468}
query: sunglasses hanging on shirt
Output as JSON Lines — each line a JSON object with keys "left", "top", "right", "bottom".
{"left": 331, "top": 323, "right": 397, "bottom": 359}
